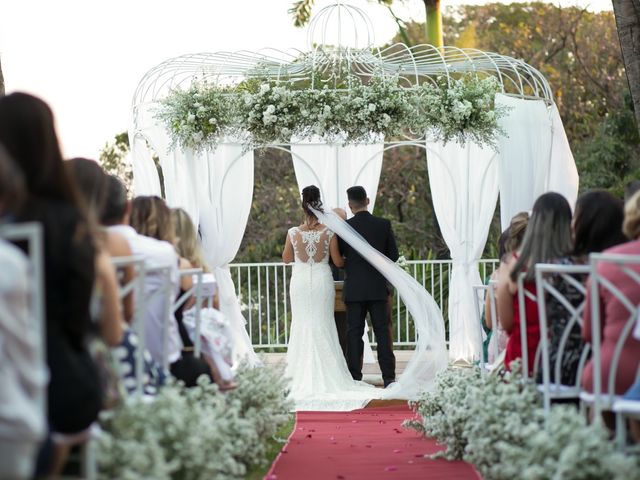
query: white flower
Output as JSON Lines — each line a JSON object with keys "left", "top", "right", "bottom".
{"left": 259, "top": 84, "right": 270, "bottom": 94}
{"left": 208, "top": 117, "right": 217, "bottom": 125}
{"left": 187, "top": 113, "right": 196, "bottom": 123}
{"left": 368, "top": 103, "right": 377, "bottom": 112}
{"left": 198, "top": 106, "right": 207, "bottom": 114}
{"left": 192, "top": 131, "right": 203, "bottom": 142}
{"left": 265, "top": 105, "right": 276, "bottom": 114}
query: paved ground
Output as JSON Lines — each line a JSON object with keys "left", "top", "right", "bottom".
{"left": 261, "top": 350, "right": 415, "bottom": 386}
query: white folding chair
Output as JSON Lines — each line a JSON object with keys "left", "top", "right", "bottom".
{"left": 143, "top": 265, "right": 175, "bottom": 373}
{"left": 535, "top": 263, "right": 591, "bottom": 418}
{"left": 111, "top": 256, "right": 147, "bottom": 399}
{"left": 580, "top": 253, "right": 640, "bottom": 447}
{"left": 0, "top": 223, "right": 47, "bottom": 476}
{"left": 472, "top": 283, "right": 498, "bottom": 372}
{"left": 0, "top": 223, "right": 45, "bottom": 410}
{"left": 612, "top": 365, "right": 640, "bottom": 449}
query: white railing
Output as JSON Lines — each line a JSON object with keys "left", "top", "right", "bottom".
{"left": 230, "top": 259, "right": 499, "bottom": 349}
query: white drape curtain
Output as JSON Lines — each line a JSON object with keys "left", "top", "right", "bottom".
{"left": 547, "top": 104, "right": 580, "bottom": 204}
{"left": 196, "top": 143, "right": 260, "bottom": 367}
{"left": 290, "top": 137, "right": 384, "bottom": 212}
{"left": 426, "top": 141, "right": 499, "bottom": 362}
{"left": 495, "top": 95, "right": 579, "bottom": 231}
{"left": 132, "top": 108, "right": 259, "bottom": 367}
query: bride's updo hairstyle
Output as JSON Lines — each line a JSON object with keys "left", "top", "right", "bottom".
{"left": 301, "top": 185, "right": 323, "bottom": 218}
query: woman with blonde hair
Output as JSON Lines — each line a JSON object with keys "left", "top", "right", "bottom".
{"left": 172, "top": 208, "right": 208, "bottom": 272}
{"left": 170, "top": 207, "right": 235, "bottom": 389}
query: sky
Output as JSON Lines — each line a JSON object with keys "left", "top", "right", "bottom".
{"left": 0, "top": 0, "right": 613, "bottom": 159}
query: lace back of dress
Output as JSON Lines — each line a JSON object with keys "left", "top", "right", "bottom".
{"left": 289, "top": 227, "right": 333, "bottom": 265}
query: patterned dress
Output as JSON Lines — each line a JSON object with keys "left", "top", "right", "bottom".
{"left": 537, "top": 257, "right": 587, "bottom": 386}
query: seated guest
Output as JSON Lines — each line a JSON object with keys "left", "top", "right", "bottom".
{"left": 0, "top": 92, "right": 102, "bottom": 475}
{"left": 581, "top": 191, "right": 640, "bottom": 396}
{"left": 486, "top": 212, "right": 529, "bottom": 364}
{"left": 539, "top": 190, "right": 626, "bottom": 386}
{"left": 67, "top": 158, "right": 123, "bottom": 348}
{"left": 100, "top": 176, "right": 166, "bottom": 395}
{"left": 0, "top": 144, "right": 46, "bottom": 479}
{"left": 129, "top": 196, "right": 213, "bottom": 387}
{"left": 497, "top": 193, "right": 573, "bottom": 375}
{"left": 172, "top": 207, "right": 235, "bottom": 389}
{"left": 102, "top": 182, "right": 186, "bottom": 379}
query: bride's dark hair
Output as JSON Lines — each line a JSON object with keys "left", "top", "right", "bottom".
{"left": 301, "top": 185, "right": 323, "bottom": 218}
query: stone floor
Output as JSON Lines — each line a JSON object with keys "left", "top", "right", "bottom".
{"left": 261, "top": 350, "right": 415, "bottom": 386}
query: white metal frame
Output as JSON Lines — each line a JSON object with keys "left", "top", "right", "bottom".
{"left": 230, "top": 258, "right": 499, "bottom": 348}
{"left": 0, "top": 223, "right": 45, "bottom": 411}
{"left": 130, "top": 3, "right": 554, "bottom": 142}
{"left": 472, "top": 282, "right": 498, "bottom": 371}
{"left": 580, "top": 253, "right": 640, "bottom": 446}
{"left": 111, "top": 256, "right": 147, "bottom": 399}
{"left": 143, "top": 266, "right": 175, "bottom": 372}
{"left": 535, "top": 263, "right": 591, "bottom": 418}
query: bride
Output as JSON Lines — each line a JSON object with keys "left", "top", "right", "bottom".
{"left": 282, "top": 185, "right": 380, "bottom": 411}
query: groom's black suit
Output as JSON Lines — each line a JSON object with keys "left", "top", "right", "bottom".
{"left": 339, "top": 211, "right": 399, "bottom": 386}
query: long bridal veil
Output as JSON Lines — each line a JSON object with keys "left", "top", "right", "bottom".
{"left": 312, "top": 208, "right": 448, "bottom": 400}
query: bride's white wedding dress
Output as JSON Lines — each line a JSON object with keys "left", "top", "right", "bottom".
{"left": 285, "top": 226, "right": 380, "bottom": 411}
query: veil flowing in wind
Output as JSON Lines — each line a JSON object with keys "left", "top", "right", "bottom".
{"left": 312, "top": 208, "right": 448, "bottom": 400}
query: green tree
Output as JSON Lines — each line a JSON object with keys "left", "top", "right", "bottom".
{"left": 612, "top": 0, "right": 640, "bottom": 135}
{"left": 99, "top": 132, "right": 134, "bottom": 193}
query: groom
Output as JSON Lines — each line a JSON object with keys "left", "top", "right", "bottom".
{"left": 339, "top": 186, "right": 399, "bottom": 387}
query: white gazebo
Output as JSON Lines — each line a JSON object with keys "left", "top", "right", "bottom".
{"left": 129, "top": 3, "right": 578, "bottom": 363}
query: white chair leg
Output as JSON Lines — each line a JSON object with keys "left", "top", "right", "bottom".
{"left": 615, "top": 412, "right": 627, "bottom": 451}
{"left": 81, "top": 438, "right": 97, "bottom": 480}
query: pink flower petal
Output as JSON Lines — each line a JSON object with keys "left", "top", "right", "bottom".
{"left": 385, "top": 466, "right": 398, "bottom": 472}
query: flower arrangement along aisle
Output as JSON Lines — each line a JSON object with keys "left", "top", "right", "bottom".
{"left": 155, "top": 71, "right": 507, "bottom": 153}
{"left": 404, "top": 365, "right": 640, "bottom": 480}
{"left": 97, "top": 364, "right": 292, "bottom": 480}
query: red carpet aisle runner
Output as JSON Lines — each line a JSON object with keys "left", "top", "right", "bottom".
{"left": 266, "top": 404, "right": 481, "bottom": 480}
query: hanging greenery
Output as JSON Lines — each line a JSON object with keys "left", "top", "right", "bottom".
{"left": 155, "top": 72, "right": 508, "bottom": 152}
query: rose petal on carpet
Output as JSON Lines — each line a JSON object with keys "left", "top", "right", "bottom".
{"left": 266, "top": 404, "right": 481, "bottom": 479}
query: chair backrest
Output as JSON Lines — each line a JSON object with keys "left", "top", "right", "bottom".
{"left": 174, "top": 268, "right": 204, "bottom": 358}
{"left": 535, "top": 263, "right": 590, "bottom": 413}
{"left": 0, "top": 222, "right": 46, "bottom": 412}
{"left": 588, "top": 253, "right": 640, "bottom": 415}
{"left": 472, "top": 283, "right": 498, "bottom": 367}
{"left": 143, "top": 265, "right": 175, "bottom": 373}
{"left": 111, "top": 256, "right": 146, "bottom": 398}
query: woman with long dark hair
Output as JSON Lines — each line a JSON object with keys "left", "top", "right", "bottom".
{"left": 538, "top": 190, "right": 626, "bottom": 385}
{"left": 497, "top": 192, "right": 573, "bottom": 374}
{"left": 0, "top": 93, "right": 102, "bottom": 473}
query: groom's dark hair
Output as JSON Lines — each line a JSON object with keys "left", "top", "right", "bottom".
{"left": 347, "top": 186, "right": 367, "bottom": 208}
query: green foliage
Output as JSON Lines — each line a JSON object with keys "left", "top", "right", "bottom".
{"left": 99, "top": 132, "right": 133, "bottom": 192}
{"left": 575, "top": 93, "right": 640, "bottom": 195}
{"left": 97, "top": 364, "right": 292, "bottom": 479}
{"left": 406, "top": 366, "right": 640, "bottom": 479}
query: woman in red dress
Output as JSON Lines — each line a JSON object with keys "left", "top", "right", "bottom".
{"left": 497, "top": 192, "right": 573, "bottom": 375}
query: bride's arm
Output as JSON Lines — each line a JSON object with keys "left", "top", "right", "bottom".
{"left": 282, "top": 233, "right": 294, "bottom": 263}
{"left": 329, "top": 235, "right": 344, "bottom": 268}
